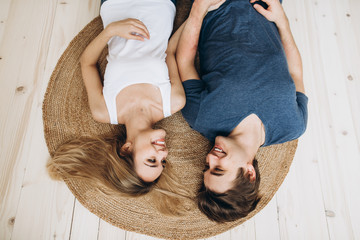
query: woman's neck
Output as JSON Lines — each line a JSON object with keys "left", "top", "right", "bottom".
{"left": 123, "top": 106, "right": 154, "bottom": 142}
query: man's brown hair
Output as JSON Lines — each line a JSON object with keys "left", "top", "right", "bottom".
{"left": 197, "top": 159, "right": 261, "bottom": 223}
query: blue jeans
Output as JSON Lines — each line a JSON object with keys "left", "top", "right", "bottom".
{"left": 101, "top": 0, "right": 176, "bottom": 6}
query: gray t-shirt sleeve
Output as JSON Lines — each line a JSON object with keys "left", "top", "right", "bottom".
{"left": 181, "top": 79, "right": 205, "bottom": 128}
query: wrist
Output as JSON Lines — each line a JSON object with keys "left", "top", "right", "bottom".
{"left": 104, "top": 24, "right": 116, "bottom": 38}
{"left": 191, "top": 1, "right": 208, "bottom": 19}
{"left": 275, "top": 16, "right": 290, "bottom": 31}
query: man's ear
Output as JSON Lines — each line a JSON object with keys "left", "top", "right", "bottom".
{"left": 120, "top": 142, "right": 133, "bottom": 156}
{"left": 246, "top": 163, "right": 256, "bottom": 182}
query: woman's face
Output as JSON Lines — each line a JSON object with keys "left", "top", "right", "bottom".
{"left": 132, "top": 129, "right": 168, "bottom": 182}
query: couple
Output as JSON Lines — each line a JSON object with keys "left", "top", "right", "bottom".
{"left": 48, "top": 0, "right": 308, "bottom": 223}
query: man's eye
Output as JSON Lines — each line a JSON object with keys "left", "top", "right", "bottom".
{"left": 203, "top": 164, "right": 209, "bottom": 172}
{"left": 215, "top": 168, "right": 223, "bottom": 172}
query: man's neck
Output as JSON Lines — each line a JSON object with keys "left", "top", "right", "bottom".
{"left": 229, "top": 115, "right": 265, "bottom": 159}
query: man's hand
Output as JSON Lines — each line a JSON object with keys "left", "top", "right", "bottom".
{"left": 250, "top": 0, "right": 288, "bottom": 28}
{"left": 193, "top": 0, "right": 226, "bottom": 17}
{"left": 207, "top": 0, "right": 226, "bottom": 12}
{"left": 106, "top": 18, "right": 150, "bottom": 41}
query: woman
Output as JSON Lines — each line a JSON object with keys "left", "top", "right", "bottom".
{"left": 177, "top": 0, "right": 308, "bottom": 222}
{"left": 47, "top": 0, "right": 188, "bottom": 214}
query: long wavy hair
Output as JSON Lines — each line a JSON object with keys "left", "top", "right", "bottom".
{"left": 47, "top": 129, "right": 191, "bottom": 215}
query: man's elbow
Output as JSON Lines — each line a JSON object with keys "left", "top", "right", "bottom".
{"left": 172, "top": 92, "right": 186, "bottom": 113}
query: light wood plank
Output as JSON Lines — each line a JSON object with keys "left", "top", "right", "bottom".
{"left": 229, "top": 218, "right": 256, "bottom": 240}
{"left": 70, "top": 200, "right": 100, "bottom": 240}
{"left": 1, "top": 0, "right": 101, "bottom": 240}
{"left": 0, "top": 0, "right": 11, "bottom": 48}
{"left": 0, "top": 1, "right": 59, "bottom": 239}
{"left": 254, "top": 197, "right": 280, "bottom": 240}
{"left": 331, "top": 0, "right": 360, "bottom": 150}
{"left": 98, "top": 219, "right": 126, "bottom": 240}
{"left": 307, "top": 0, "right": 360, "bottom": 239}
{"left": 274, "top": 1, "right": 331, "bottom": 240}
{"left": 202, "top": 230, "right": 231, "bottom": 240}
{"left": 50, "top": 2, "right": 103, "bottom": 239}
{"left": 276, "top": 137, "right": 329, "bottom": 240}
{"left": 126, "top": 231, "right": 164, "bottom": 240}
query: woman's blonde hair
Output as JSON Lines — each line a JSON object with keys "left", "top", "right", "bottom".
{"left": 47, "top": 129, "right": 192, "bottom": 215}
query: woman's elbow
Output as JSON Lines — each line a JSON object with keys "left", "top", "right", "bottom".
{"left": 90, "top": 108, "right": 109, "bottom": 123}
{"left": 79, "top": 52, "right": 87, "bottom": 66}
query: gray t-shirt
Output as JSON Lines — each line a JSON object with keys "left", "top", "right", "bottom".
{"left": 181, "top": 0, "right": 308, "bottom": 146}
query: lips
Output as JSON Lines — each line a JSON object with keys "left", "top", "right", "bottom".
{"left": 214, "top": 145, "right": 225, "bottom": 153}
{"left": 211, "top": 145, "right": 226, "bottom": 157}
{"left": 152, "top": 139, "right": 166, "bottom": 147}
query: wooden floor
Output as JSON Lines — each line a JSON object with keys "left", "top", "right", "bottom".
{"left": 1, "top": 0, "right": 360, "bottom": 239}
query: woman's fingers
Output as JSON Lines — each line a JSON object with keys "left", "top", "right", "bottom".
{"left": 128, "top": 26, "right": 149, "bottom": 40}
{"left": 127, "top": 33, "right": 147, "bottom": 41}
{"left": 130, "top": 19, "right": 150, "bottom": 39}
{"left": 111, "top": 18, "right": 150, "bottom": 40}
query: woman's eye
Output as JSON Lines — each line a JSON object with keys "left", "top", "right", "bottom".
{"left": 148, "top": 159, "right": 156, "bottom": 163}
{"left": 215, "top": 168, "right": 223, "bottom": 172}
{"left": 161, "top": 159, "right": 167, "bottom": 165}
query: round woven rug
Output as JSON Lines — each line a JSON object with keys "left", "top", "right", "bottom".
{"left": 42, "top": 2, "right": 298, "bottom": 239}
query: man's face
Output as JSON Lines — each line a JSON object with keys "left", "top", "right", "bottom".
{"left": 203, "top": 136, "right": 249, "bottom": 193}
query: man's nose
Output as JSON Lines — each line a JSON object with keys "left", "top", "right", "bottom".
{"left": 207, "top": 154, "right": 219, "bottom": 166}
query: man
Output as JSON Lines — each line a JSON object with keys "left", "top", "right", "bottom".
{"left": 176, "top": 0, "right": 308, "bottom": 222}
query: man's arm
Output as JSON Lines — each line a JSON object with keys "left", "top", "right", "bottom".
{"left": 166, "top": 23, "right": 186, "bottom": 113}
{"left": 251, "top": 0, "right": 305, "bottom": 93}
{"left": 176, "top": 0, "right": 226, "bottom": 82}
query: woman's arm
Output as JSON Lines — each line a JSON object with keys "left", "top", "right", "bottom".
{"left": 176, "top": 0, "right": 226, "bottom": 82}
{"left": 251, "top": 0, "right": 305, "bottom": 93}
{"left": 80, "top": 19, "right": 150, "bottom": 122}
{"left": 166, "top": 23, "right": 186, "bottom": 113}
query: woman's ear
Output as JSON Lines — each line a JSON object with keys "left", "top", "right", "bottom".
{"left": 120, "top": 142, "right": 133, "bottom": 156}
{"left": 246, "top": 163, "right": 256, "bottom": 182}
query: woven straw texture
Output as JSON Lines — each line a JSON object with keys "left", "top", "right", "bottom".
{"left": 42, "top": 1, "right": 298, "bottom": 239}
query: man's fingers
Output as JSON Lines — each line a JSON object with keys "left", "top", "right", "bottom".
{"left": 253, "top": 4, "right": 270, "bottom": 18}
{"left": 256, "top": 0, "right": 272, "bottom": 4}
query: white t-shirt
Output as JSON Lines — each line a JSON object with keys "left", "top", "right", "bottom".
{"left": 100, "top": 0, "right": 176, "bottom": 124}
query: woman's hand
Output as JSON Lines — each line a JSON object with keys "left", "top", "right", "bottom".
{"left": 250, "top": 0, "right": 288, "bottom": 28}
{"left": 106, "top": 18, "right": 150, "bottom": 41}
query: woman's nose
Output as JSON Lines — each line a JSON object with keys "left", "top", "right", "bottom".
{"left": 156, "top": 148, "right": 168, "bottom": 159}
